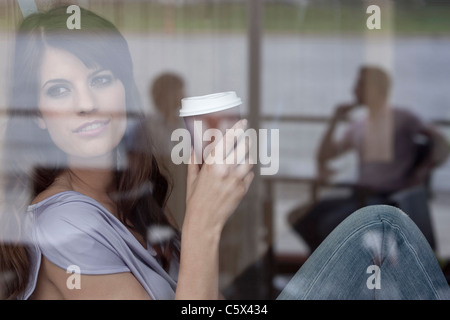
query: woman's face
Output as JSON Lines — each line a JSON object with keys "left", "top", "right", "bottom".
{"left": 37, "top": 46, "right": 127, "bottom": 166}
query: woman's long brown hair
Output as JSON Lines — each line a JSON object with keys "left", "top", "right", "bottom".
{"left": 0, "top": 6, "right": 180, "bottom": 299}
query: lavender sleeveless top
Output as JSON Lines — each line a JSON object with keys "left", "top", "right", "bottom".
{"left": 21, "top": 191, "right": 179, "bottom": 300}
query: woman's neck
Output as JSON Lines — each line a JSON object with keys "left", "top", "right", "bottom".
{"left": 56, "top": 167, "right": 117, "bottom": 215}
{"left": 64, "top": 152, "right": 116, "bottom": 193}
{"left": 66, "top": 167, "right": 114, "bottom": 194}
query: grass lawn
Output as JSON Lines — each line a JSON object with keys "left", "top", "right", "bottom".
{"left": 100, "top": 1, "right": 450, "bottom": 36}
{"left": 2, "top": 1, "right": 450, "bottom": 36}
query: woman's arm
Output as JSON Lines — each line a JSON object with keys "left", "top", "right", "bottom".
{"left": 34, "top": 256, "right": 151, "bottom": 300}
{"left": 175, "top": 119, "right": 254, "bottom": 300}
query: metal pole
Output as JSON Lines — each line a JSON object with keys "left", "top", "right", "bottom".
{"left": 247, "top": 0, "right": 274, "bottom": 299}
{"left": 247, "top": 0, "right": 262, "bottom": 132}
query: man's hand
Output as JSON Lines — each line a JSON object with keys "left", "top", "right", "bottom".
{"left": 334, "top": 103, "right": 359, "bottom": 121}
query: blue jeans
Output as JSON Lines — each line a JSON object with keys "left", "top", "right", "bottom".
{"left": 278, "top": 205, "right": 450, "bottom": 299}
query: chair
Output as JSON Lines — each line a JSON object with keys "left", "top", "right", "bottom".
{"left": 388, "top": 132, "right": 437, "bottom": 251}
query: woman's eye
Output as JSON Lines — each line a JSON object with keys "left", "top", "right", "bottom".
{"left": 46, "top": 85, "right": 69, "bottom": 97}
{"left": 91, "top": 75, "right": 113, "bottom": 88}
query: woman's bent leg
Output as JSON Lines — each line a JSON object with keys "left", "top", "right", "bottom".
{"left": 277, "top": 205, "right": 450, "bottom": 300}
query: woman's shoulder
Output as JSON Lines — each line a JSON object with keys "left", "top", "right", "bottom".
{"left": 27, "top": 189, "right": 132, "bottom": 283}
{"left": 31, "top": 184, "right": 72, "bottom": 205}
{"left": 29, "top": 189, "right": 112, "bottom": 232}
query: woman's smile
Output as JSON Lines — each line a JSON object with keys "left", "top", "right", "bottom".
{"left": 72, "top": 119, "right": 111, "bottom": 137}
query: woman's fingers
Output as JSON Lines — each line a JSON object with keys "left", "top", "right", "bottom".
{"left": 204, "top": 119, "right": 247, "bottom": 165}
{"left": 243, "top": 170, "right": 255, "bottom": 192}
{"left": 230, "top": 126, "right": 255, "bottom": 166}
{"left": 201, "top": 118, "right": 253, "bottom": 186}
{"left": 227, "top": 169, "right": 254, "bottom": 197}
{"left": 186, "top": 147, "right": 199, "bottom": 197}
{"left": 225, "top": 119, "right": 248, "bottom": 160}
{"left": 234, "top": 161, "right": 254, "bottom": 180}
{"left": 197, "top": 118, "right": 254, "bottom": 197}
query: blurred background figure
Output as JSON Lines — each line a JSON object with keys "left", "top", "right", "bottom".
{"left": 147, "top": 72, "right": 187, "bottom": 228}
{"left": 150, "top": 72, "right": 185, "bottom": 128}
{"left": 288, "top": 65, "right": 450, "bottom": 252}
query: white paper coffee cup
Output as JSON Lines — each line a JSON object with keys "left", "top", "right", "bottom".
{"left": 179, "top": 91, "right": 242, "bottom": 117}
{"left": 179, "top": 91, "right": 242, "bottom": 165}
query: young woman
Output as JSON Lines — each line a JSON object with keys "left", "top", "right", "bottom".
{"left": 0, "top": 6, "right": 253, "bottom": 300}
{"left": 0, "top": 6, "right": 448, "bottom": 300}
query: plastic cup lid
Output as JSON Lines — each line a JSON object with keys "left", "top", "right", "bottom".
{"left": 179, "top": 91, "right": 242, "bottom": 117}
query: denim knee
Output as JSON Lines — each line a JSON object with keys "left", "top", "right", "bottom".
{"left": 278, "top": 205, "right": 450, "bottom": 300}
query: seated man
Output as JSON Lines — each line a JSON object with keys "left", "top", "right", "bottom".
{"left": 289, "top": 65, "right": 449, "bottom": 252}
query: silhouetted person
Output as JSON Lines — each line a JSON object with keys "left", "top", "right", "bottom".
{"left": 289, "top": 65, "right": 449, "bottom": 252}
{"left": 147, "top": 72, "right": 187, "bottom": 228}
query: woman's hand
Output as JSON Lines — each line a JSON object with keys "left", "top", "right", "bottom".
{"left": 184, "top": 118, "right": 254, "bottom": 235}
